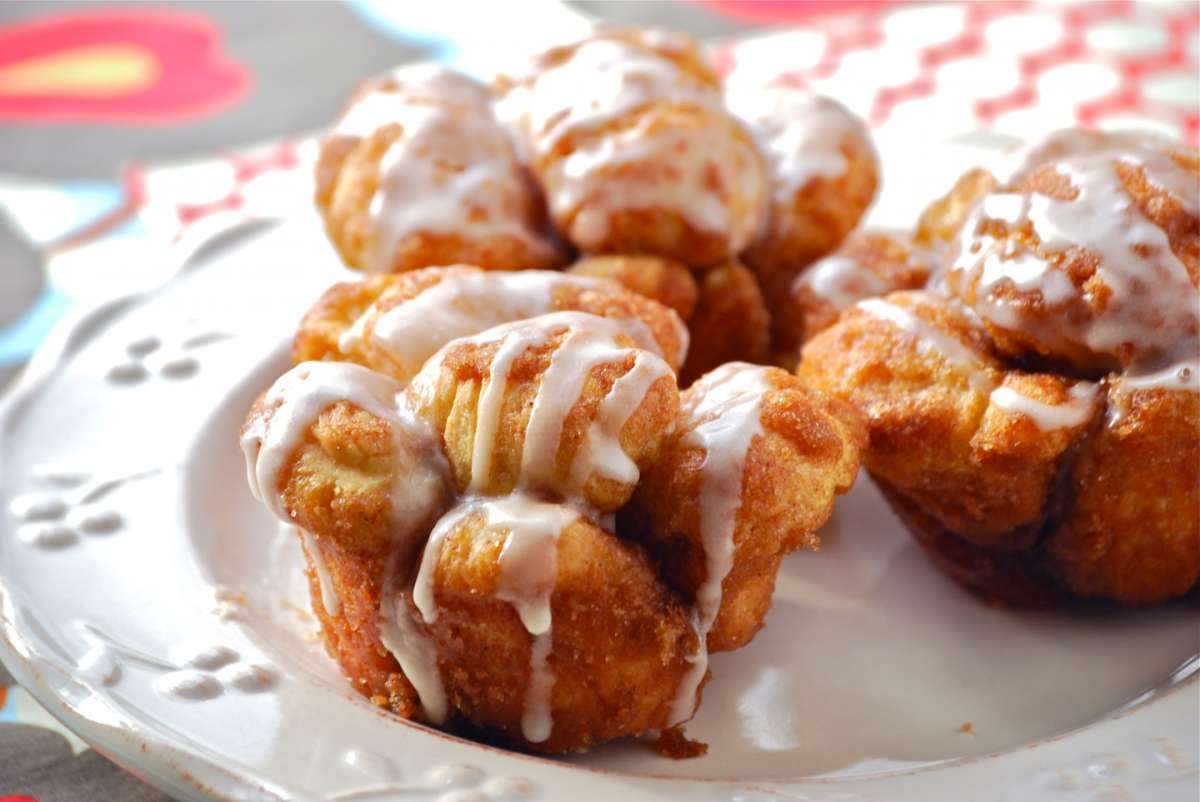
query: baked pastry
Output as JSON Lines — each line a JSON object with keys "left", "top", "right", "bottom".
{"left": 313, "top": 28, "right": 880, "bottom": 381}
{"left": 315, "top": 63, "right": 565, "bottom": 273}
{"left": 799, "top": 129, "right": 1199, "bottom": 607}
{"left": 294, "top": 265, "right": 690, "bottom": 378}
{"left": 566, "top": 255, "right": 698, "bottom": 321}
{"left": 567, "top": 255, "right": 771, "bottom": 386}
{"left": 624, "top": 362, "right": 864, "bottom": 653}
{"left": 243, "top": 280, "right": 865, "bottom": 753}
{"left": 771, "top": 153, "right": 975, "bottom": 368}
{"left": 729, "top": 86, "right": 880, "bottom": 352}
{"left": 774, "top": 229, "right": 940, "bottom": 367}
{"left": 945, "top": 128, "right": 1198, "bottom": 377}
{"left": 680, "top": 263, "right": 772, "bottom": 386}
{"left": 495, "top": 28, "right": 769, "bottom": 265}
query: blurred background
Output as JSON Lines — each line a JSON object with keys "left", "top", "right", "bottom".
{"left": 0, "top": 1, "right": 1196, "bottom": 799}
{"left": 1, "top": 0, "right": 1196, "bottom": 391}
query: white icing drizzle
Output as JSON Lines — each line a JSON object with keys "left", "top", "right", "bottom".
{"left": 334, "top": 63, "right": 491, "bottom": 138}
{"left": 498, "top": 34, "right": 719, "bottom": 161}
{"left": 1109, "top": 359, "right": 1200, "bottom": 425}
{"left": 490, "top": 497, "right": 579, "bottom": 635}
{"left": 499, "top": 31, "right": 765, "bottom": 254}
{"left": 1122, "top": 358, "right": 1200, "bottom": 393}
{"left": 338, "top": 268, "right": 683, "bottom": 378}
{"left": 728, "top": 87, "right": 876, "bottom": 202}
{"left": 413, "top": 494, "right": 581, "bottom": 743}
{"left": 1002, "top": 128, "right": 1196, "bottom": 197}
{"left": 979, "top": 191, "right": 1025, "bottom": 223}
{"left": 404, "top": 311, "right": 681, "bottom": 740}
{"left": 240, "top": 360, "right": 453, "bottom": 722}
{"left": 371, "top": 270, "right": 561, "bottom": 371}
{"left": 407, "top": 310, "right": 668, "bottom": 495}
{"left": 794, "top": 239, "right": 941, "bottom": 315}
{"left": 975, "top": 244, "right": 1077, "bottom": 305}
{"left": 373, "top": 386, "right": 458, "bottom": 724}
{"left": 567, "top": 352, "right": 671, "bottom": 490}
{"left": 377, "top": 575, "right": 448, "bottom": 725}
{"left": 367, "top": 103, "right": 550, "bottom": 272}
{"left": 411, "top": 502, "right": 477, "bottom": 626}
{"left": 668, "top": 362, "right": 773, "bottom": 725}
{"left": 855, "top": 295, "right": 994, "bottom": 391}
{"left": 989, "top": 382, "right": 1099, "bottom": 431}
{"left": 469, "top": 326, "right": 547, "bottom": 493}
{"left": 953, "top": 130, "right": 1199, "bottom": 385}
{"left": 550, "top": 109, "right": 765, "bottom": 254}
{"left": 337, "top": 306, "right": 371, "bottom": 355}
{"left": 328, "top": 63, "right": 552, "bottom": 273}
{"left": 301, "top": 529, "right": 341, "bottom": 616}
{"left": 240, "top": 361, "right": 404, "bottom": 521}
{"left": 523, "top": 631, "right": 556, "bottom": 744}
{"left": 794, "top": 254, "right": 888, "bottom": 310}
{"left": 249, "top": 309, "right": 699, "bottom": 741}
{"left": 519, "top": 321, "right": 643, "bottom": 490}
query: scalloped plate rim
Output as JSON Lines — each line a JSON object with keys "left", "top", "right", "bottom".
{"left": 0, "top": 218, "right": 1196, "bottom": 802}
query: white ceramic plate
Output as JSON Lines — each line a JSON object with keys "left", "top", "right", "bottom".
{"left": 1, "top": 218, "right": 1197, "bottom": 802}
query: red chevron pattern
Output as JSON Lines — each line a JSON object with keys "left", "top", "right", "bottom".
{"left": 976, "top": 2, "right": 1128, "bottom": 125}
{"left": 1076, "top": 7, "right": 1199, "bottom": 141}
{"left": 871, "top": 1, "right": 1029, "bottom": 125}
{"left": 45, "top": 3, "right": 1200, "bottom": 252}
{"left": 721, "top": 1, "right": 1198, "bottom": 146}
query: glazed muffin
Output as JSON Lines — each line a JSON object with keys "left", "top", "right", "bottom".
{"left": 316, "top": 63, "right": 565, "bottom": 273}
{"left": 244, "top": 289, "right": 864, "bottom": 751}
{"left": 495, "top": 28, "right": 769, "bottom": 266}
{"left": 799, "top": 129, "right": 1200, "bottom": 607}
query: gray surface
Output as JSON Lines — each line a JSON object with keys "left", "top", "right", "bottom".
{"left": 0, "top": 725, "right": 173, "bottom": 801}
{"left": 572, "top": 0, "right": 755, "bottom": 39}
{"left": 0, "top": 212, "right": 44, "bottom": 329}
{"left": 0, "top": 212, "right": 44, "bottom": 390}
{"left": 0, "top": 1, "right": 427, "bottom": 180}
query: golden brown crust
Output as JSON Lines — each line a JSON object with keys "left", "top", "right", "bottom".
{"left": 799, "top": 291, "right": 1098, "bottom": 548}
{"left": 250, "top": 303, "right": 866, "bottom": 751}
{"left": 799, "top": 285, "right": 1200, "bottom": 606}
{"left": 247, "top": 353, "right": 688, "bottom": 752}
{"left": 513, "top": 27, "right": 722, "bottom": 100}
{"left": 293, "top": 274, "right": 397, "bottom": 367}
{"left": 272, "top": 31, "right": 903, "bottom": 743}
{"left": 549, "top": 103, "right": 767, "bottom": 266}
{"left": 1044, "top": 382, "right": 1200, "bottom": 605}
{"left": 565, "top": 256, "right": 771, "bottom": 386}
{"left": 318, "top": 122, "right": 394, "bottom": 269}
{"left": 627, "top": 367, "right": 864, "bottom": 651}
{"left": 872, "top": 384, "right": 1200, "bottom": 608}
{"left": 421, "top": 513, "right": 699, "bottom": 753}
{"left": 293, "top": 267, "right": 691, "bottom": 377}
{"left": 315, "top": 72, "right": 565, "bottom": 274}
{"left": 679, "top": 263, "right": 771, "bottom": 387}
{"left": 300, "top": 534, "right": 424, "bottom": 718}
{"left": 744, "top": 132, "right": 879, "bottom": 292}
{"left": 496, "top": 28, "right": 767, "bottom": 266}
{"left": 944, "top": 141, "right": 1199, "bottom": 376}
{"left": 407, "top": 324, "right": 679, "bottom": 512}
{"left": 872, "top": 480, "right": 1068, "bottom": 608}
{"left": 298, "top": 510, "right": 702, "bottom": 751}
{"left": 567, "top": 255, "right": 699, "bottom": 321}
{"left": 245, "top": 395, "right": 412, "bottom": 556}
{"left": 742, "top": 132, "right": 878, "bottom": 366}
{"left": 914, "top": 167, "right": 999, "bottom": 247}
{"left": 774, "top": 230, "right": 940, "bottom": 368}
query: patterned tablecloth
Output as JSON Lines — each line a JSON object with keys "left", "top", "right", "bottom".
{"left": 0, "top": 1, "right": 1195, "bottom": 799}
